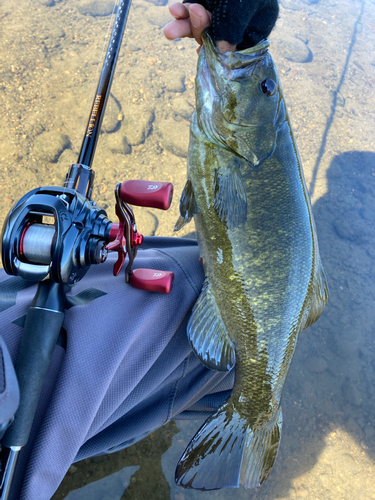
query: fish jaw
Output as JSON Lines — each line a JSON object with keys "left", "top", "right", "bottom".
{"left": 196, "top": 30, "right": 282, "bottom": 167}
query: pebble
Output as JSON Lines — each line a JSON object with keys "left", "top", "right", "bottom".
{"left": 101, "top": 94, "right": 121, "bottom": 134}
{"left": 68, "top": 465, "right": 78, "bottom": 473}
{"left": 171, "top": 96, "right": 194, "bottom": 119}
{"left": 105, "top": 133, "right": 131, "bottom": 154}
{"left": 76, "top": 0, "right": 114, "bottom": 16}
{"left": 121, "top": 107, "right": 154, "bottom": 146}
{"left": 156, "top": 118, "right": 190, "bottom": 157}
{"left": 33, "top": 131, "right": 70, "bottom": 162}
{"left": 277, "top": 35, "right": 312, "bottom": 63}
{"left": 306, "top": 355, "right": 327, "bottom": 373}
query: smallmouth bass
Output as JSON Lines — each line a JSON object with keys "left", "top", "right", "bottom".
{"left": 174, "top": 30, "right": 328, "bottom": 490}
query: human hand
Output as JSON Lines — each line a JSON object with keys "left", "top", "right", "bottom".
{"left": 163, "top": 2, "right": 236, "bottom": 54}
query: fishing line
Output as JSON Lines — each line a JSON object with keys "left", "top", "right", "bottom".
{"left": 70, "top": 0, "right": 120, "bottom": 171}
{"left": 308, "top": 0, "right": 365, "bottom": 199}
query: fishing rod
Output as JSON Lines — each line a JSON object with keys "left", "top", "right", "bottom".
{"left": 0, "top": 0, "right": 174, "bottom": 498}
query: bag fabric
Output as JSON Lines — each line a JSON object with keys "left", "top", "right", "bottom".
{"left": 0, "top": 237, "right": 234, "bottom": 500}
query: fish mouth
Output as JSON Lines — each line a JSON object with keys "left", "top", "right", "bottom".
{"left": 201, "top": 29, "right": 270, "bottom": 72}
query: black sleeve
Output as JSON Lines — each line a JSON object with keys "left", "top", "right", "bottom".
{"left": 182, "top": 0, "right": 279, "bottom": 49}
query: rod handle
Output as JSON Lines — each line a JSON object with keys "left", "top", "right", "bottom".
{"left": 2, "top": 306, "right": 64, "bottom": 447}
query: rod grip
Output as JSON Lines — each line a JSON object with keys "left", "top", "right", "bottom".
{"left": 120, "top": 180, "right": 173, "bottom": 210}
{"left": 2, "top": 307, "right": 64, "bottom": 448}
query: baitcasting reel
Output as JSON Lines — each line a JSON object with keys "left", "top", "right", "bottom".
{"left": 1, "top": 163, "right": 175, "bottom": 294}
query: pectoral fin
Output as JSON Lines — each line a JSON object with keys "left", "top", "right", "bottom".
{"left": 188, "top": 280, "right": 235, "bottom": 371}
{"left": 213, "top": 159, "right": 248, "bottom": 229}
{"left": 174, "top": 178, "right": 200, "bottom": 232}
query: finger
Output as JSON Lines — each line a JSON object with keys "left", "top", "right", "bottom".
{"left": 168, "top": 2, "right": 190, "bottom": 20}
{"left": 163, "top": 18, "right": 193, "bottom": 40}
{"left": 187, "top": 3, "right": 212, "bottom": 46}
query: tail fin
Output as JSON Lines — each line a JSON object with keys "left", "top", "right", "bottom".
{"left": 175, "top": 403, "right": 282, "bottom": 490}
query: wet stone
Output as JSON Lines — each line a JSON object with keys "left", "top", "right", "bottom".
{"left": 306, "top": 356, "right": 327, "bottom": 373}
{"left": 76, "top": 0, "right": 114, "bottom": 17}
{"left": 122, "top": 107, "right": 154, "bottom": 145}
{"left": 156, "top": 119, "right": 190, "bottom": 158}
{"left": 277, "top": 35, "right": 312, "bottom": 63}
{"left": 101, "top": 94, "right": 121, "bottom": 134}
{"left": 105, "top": 133, "right": 131, "bottom": 155}
{"left": 171, "top": 96, "right": 194, "bottom": 119}
{"left": 33, "top": 131, "right": 70, "bottom": 162}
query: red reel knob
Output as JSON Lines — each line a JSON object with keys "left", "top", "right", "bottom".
{"left": 120, "top": 180, "right": 173, "bottom": 210}
{"left": 130, "top": 268, "right": 174, "bottom": 294}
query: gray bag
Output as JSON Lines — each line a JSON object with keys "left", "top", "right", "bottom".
{"left": 0, "top": 237, "right": 234, "bottom": 500}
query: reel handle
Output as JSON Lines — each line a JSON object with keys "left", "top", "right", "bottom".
{"left": 120, "top": 180, "right": 173, "bottom": 210}
{"left": 130, "top": 269, "right": 174, "bottom": 295}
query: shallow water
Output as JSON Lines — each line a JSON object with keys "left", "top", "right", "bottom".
{"left": 1, "top": 0, "right": 375, "bottom": 498}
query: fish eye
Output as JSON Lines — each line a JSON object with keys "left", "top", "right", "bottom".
{"left": 260, "top": 78, "right": 276, "bottom": 96}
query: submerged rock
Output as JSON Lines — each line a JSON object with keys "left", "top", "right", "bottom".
{"left": 143, "top": 0, "right": 168, "bottom": 5}
{"left": 77, "top": 0, "right": 114, "bottom": 17}
{"left": 101, "top": 94, "right": 121, "bottom": 134}
{"left": 37, "top": 0, "right": 55, "bottom": 6}
{"left": 105, "top": 133, "right": 132, "bottom": 155}
{"left": 156, "top": 119, "right": 190, "bottom": 157}
{"left": 145, "top": 5, "right": 171, "bottom": 28}
{"left": 171, "top": 96, "right": 194, "bottom": 119}
{"left": 165, "top": 73, "right": 186, "bottom": 93}
{"left": 306, "top": 356, "right": 328, "bottom": 373}
{"left": 122, "top": 107, "right": 154, "bottom": 145}
{"left": 33, "top": 131, "right": 70, "bottom": 162}
{"left": 333, "top": 216, "right": 370, "bottom": 244}
{"left": 280, "top": 0, "right": 319, "bottom": 9}
{"left": 277, "top": 35, "right": 312, "bottom": 63}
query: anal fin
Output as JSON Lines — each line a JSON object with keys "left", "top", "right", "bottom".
{"left": 188, "top": 280, "right": 235, "bottom": 371}
{"left": 174, "top": 178, "right": 200, "bottom": 232}
{"left": 304, "top": 262, "right": 329, "bottom": 330}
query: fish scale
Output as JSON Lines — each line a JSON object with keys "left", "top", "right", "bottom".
{"left": 174, "top": 29, "right": 328, "bottom": 490}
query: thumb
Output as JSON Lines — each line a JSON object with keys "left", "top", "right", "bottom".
{"left": 188, "top": 3, "right": 212, "bottom": 46}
